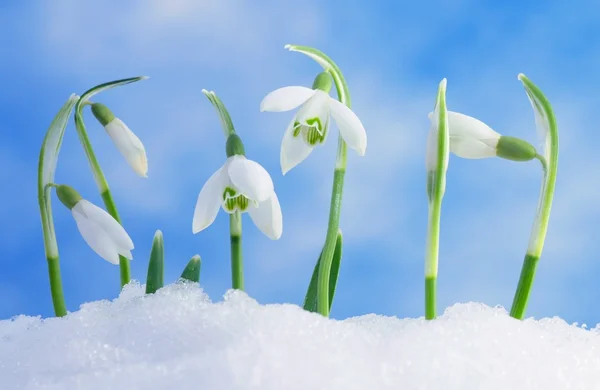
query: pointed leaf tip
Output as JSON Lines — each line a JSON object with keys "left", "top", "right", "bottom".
{"left": 145, "top": 230, "right": 165, "bottom": 294}
{"left": 180, "top": 254, "right": 202, "bottom": 283}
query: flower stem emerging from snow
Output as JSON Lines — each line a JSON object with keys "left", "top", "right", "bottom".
{"left": 425, "top": 79, "right": 450, "bottom": 320}
{"left": 38, "top": 94, "right": 79, "bottom": 317}
{"left": 230, "top": 211, "right": 244, "bottom": 290}
{"left": 286, "top": 44, "right": 352, "bottom": 317}
{"left": 180, "top": 255, "right": 202, "bottom": 284}
{"left": 202, "top": 90, "right": 245, "bottom": 290}
{"left": 146, "top": 230, "right": 165, "bottom": 294}
{"left": 74, "top": 77, "right": 147, "bottom": 288}
{"left": 510, "top": 74, "right": 558, "bottom": 319}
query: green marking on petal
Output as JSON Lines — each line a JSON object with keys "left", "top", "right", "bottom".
{"left": 222, "top": 186, "right": 251, "bottom": 213}
{"left": 293, "top": 122, "right": 301, "bottom": 137}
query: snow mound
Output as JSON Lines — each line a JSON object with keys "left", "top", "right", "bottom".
{"left": 1, "top": 283, "right": 599, "bottom": 390}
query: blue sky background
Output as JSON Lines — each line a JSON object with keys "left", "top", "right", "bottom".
{"left": 1, "top": 0, "right": 600, "bottom": 326}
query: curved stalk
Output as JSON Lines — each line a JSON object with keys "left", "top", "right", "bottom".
{"left": 74, "top": 77, "right": 147, "bottom": 288}
{"left": 510, "top": 74, "right": 559, "bottom": 319}
{"left": 286, "top": 44, "right": 351, "bottom": 317}
{"left": 38, "top": 94, "right": 80, "bottom": 316}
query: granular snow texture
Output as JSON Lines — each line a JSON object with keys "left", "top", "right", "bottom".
{"left": 1, "top": 283, "right": 599, "bottom": 390}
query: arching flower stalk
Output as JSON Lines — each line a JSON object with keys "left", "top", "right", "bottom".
{"left": 74, "top": 77, "right": 147, "bottom": 288}
{"left": 260, "top": 45, "right": 367, "bottom": 317}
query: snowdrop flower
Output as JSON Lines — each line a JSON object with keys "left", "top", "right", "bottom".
{"left": 192, "top": 135, "right": 282, "bottom": 240}
{"left": 55, "top": 184, "right": 134, "bottom": 265}
{"left": 432, "top": 111, "right": 537, "bottom": 161}
{"left": 260, "top": 72, "right": 367, "bottom": 174}
{"left": 91, "top": 103, "right": 148, "bottom": 177}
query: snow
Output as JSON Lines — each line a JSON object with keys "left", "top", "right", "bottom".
{"left": 1, "top": 283, "right": 599, "bottom": 390}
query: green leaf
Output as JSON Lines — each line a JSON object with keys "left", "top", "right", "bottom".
{"left": 145, "top": 230, "right": 164, "bottom": 294}
{"left": 38, "top": 94, "right": 80, "bottom": 258}
{"left": 202, "top": 89, "right": 235, "bottom": 137}
{"left": 180, "top": 255, "right": 201, "bottom": 283}
{"left": 303, "top": 229, "right": 343, "bottom": 313}
{"left": 518, "top": 73, "right": 559, "bottom": 257}
{"left": 78, "top": 76, "right": 148, "bottom": 106}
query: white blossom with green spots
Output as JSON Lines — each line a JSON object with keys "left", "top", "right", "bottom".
{"left": 192, "top": 155, "right": 282, "bottom": 240}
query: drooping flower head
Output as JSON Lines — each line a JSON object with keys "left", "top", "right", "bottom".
{"left": 193, "top": 134, "right": 283, "bottom": 240}
{"left": 432, "top": 110, "right": 537, "bottom": 162}
{"left": 260, "top": 72, "right": 367, "bottom": 174}
{"left": 91, "top": 103, "right": 148, "bottom": 177}
{"left": 55, "top": 184, "right": 134, "bottom": 264}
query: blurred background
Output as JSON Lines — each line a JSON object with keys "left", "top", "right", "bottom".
{"left": 1, "top": 0, "right": 599, "bottom": 325}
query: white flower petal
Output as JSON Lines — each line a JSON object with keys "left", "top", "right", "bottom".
{"left": 280, "top": 117, "right": 314, "bottom": 174}
{"left": 248, "top": 193, "right": 283, "bottom": 240}
{"left": 227, "top": 156, "right": 274, "bottom": 202}
{"left": 105, "top": 118, "right": 148, "bottom": 177}
{"left": 447, "top": 111, "right": 501, "bottom": 159}
{"left": 328, "top": 97, "right": 367, "bottom": 155}
{"left": 260, "top": 86, "right": 316, "bottom": 112}
{"left": 75, "top": 200, "right": 134, "bottom": 251}
{"left": 72, "top": 206, "right": 121, "bottom": 264}
{"left": 295, "top": 90, "right": 330, "bottom": 126}
{"left": 425, "top": 121, "right": 438, "bottom": 172}
{"left": 192, "top": 165, "right": 227, "bottom": 233}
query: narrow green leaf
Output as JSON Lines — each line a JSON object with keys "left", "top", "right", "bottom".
{"left": 38, "top": 94, "right": 80, "bottom": 258}
{"left": 303, "top": 229, "right": 343, "bottom": 313}
{"left": 145, "top": 230, "right": 164, "bottom": 294}
{"left": 201, "top": 89, "right": 235, "bottom": 137}
{"left": 78, "top": 76, "right": 148, "bottom": 106}
{"left": 180, "top": 255, "right": 201, "bottom": 283}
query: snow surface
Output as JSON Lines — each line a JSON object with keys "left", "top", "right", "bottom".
{"left": 1, "top": 283, "right": 600, "bottom": 390}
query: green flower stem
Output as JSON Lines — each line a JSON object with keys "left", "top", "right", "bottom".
{"left": 74, "top": 108, "right": 130, "bottom": 287}
{"left": 510, "top": 74, "right": 558, "bottom": 319}
{"left": 73, "top": 77, "right": 146, "bottom": 288}
{"left": 38, "top": 94, "right": 79, "bottom": 317}
{"left": 285, "top": 44, "right": 351, "bottom": 317}
{"left": 425, "top": 277, "right": 436, "bottom": 319}
{"left": 424, "top": 79, "right": 449, "bottom": 320}
{"left": 425, "top": 201, "right": 442, "bottom": 320}
{"left": 230, "top": 212, "right": 244, "bottom": 290}
{"left": 202, "top": 90, "right": 246, "bottom": 290}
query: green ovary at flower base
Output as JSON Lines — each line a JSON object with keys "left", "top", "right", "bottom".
{"left": 261, "top": 45, "right": 367, "bottom": 317}
{"left": 510, "top": 74, "right": 558, "bottom": 319}
{"left": 194, "top": 90, "right": 283, "bottom": 291}
{"left": 74, "top": 76, "right": 148, "bottom": 288}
